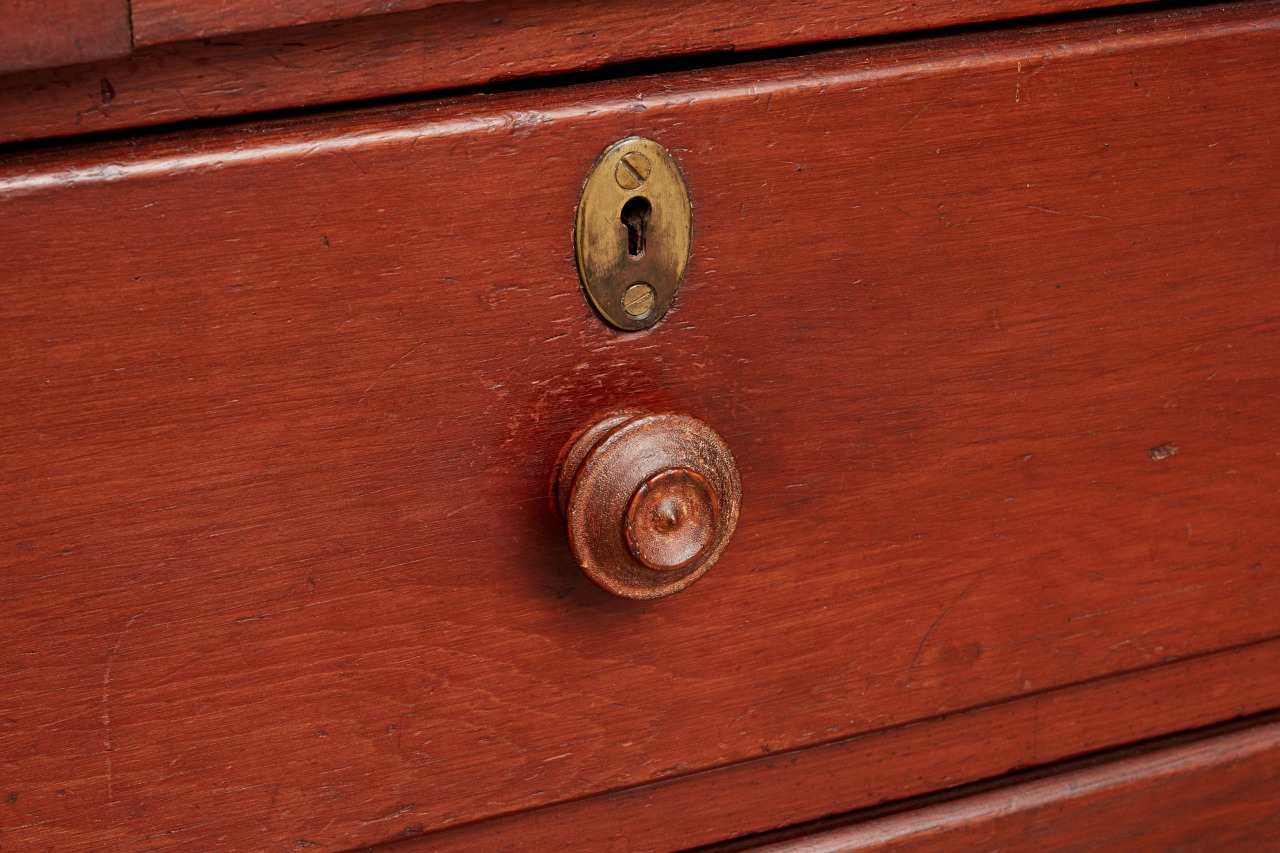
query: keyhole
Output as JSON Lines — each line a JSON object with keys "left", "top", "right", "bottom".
{"left": 621, "top": 196, "right": 651, "bottom": 259}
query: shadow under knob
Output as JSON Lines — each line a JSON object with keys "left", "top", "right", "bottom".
{"left": 555, "top": 411, "right": 741, "bottom": 599}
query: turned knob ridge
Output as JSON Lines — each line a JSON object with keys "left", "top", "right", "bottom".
{"left": 555, "top": 411, "right": 741, "bottom": 599}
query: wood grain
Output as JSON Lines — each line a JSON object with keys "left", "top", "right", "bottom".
{"left": 3, "top": 2, "right": 1280, "bottom": 851}
{"left": 0, "top": 0, "right": 131, "bottom": 74}
{"left": 0, "top": 0, "right": 1132, "bottom": 145}
{"left": 709, "top": 715, "right": 1280, "bottom": 852}
{"left": 130, "top": 0, "right": 480, "bottom": 47}
{"left": 369, "top": 640, "right": 1280, "bottom": 852}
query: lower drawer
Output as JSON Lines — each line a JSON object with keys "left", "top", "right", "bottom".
{"left": 713, "top": 714, "right": 1280, "bottom": 853}
{"left": 3, "top": 1, "right": 1280, "bottom": 851}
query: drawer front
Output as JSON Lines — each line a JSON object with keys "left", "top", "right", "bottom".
{"left": 3, "top": 3, "right": 1280, "bottom": 851}
{"left": 0, "top": 0, "right": 131, "bottom": 75}
{"left": 126, "top": 0, "right": 1110, "bottom": 47}
{"left": 714, "top": 715, "right": 1280, "bottom": 853}
{"left": 2, "top": 0, "right": 1129, "bottom": 144}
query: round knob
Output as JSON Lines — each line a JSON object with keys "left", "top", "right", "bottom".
{"left": 554, "top": 411, "right": 741, "bottom": 599}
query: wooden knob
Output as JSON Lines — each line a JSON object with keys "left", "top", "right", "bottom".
{"left": 555, "top": 411, "right": 741, "bottom": 599}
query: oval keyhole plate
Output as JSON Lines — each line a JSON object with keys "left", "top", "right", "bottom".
{"left": 575, "top": 137, "right": 692, "bottom": 331}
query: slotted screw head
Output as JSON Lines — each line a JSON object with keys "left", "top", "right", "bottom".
{"left": 615, "top": 152, "right": 652, "bottom": 189}
{"left": 622, "top": 283, "right": 656, "bottom": 319}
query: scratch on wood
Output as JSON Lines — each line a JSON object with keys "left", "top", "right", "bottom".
{"left": 898, "top": 101, "right": 932, "bottom": 132}
{"left": 102, "top": 640, "right": 121, "bottom": 801}
{"left": 360, "top": 340, "right": 430, "bottom": 401}
{"left": 1026, "top": 204, "right": 1113, "bottom": 220}
{"left": 100, "top": 612, "right": 150, "bottom": 801}
{"left": 359, "top": 803, "right": 416, "bottom": 825}
{"left": 910, "top": 574, "right": 982, "bottom": 674}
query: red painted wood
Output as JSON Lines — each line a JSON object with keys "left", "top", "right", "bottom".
{"left": 711, "top": 715, "right": 1280, "bottom": 852}
{"left": 0, "top": 0, "right": 1131, "bottom": 145}
{"left": 370, "top": 640, "right": 1280, "bottom": 852}
{"left": 130, "top": 0, "right": 479, "bottom": 47}
{"left": 0, "top": 0, "right": 131, "bottom": 74}
{"left": 3, "top": 2, "right": 1280, "bottom": 851}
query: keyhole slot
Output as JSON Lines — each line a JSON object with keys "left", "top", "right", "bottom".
{"left": 621, "top": 196, "right": 652, "bottom": 259}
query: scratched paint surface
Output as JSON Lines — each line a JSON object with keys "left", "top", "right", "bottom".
{"left": 2, "top": 4, "right": 1280, "bottom": 851}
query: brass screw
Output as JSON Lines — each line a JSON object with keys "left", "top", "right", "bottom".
{"left": 615, "top": 152, "right": 652, "bottom": 190}
{"left": 622, "top": 283, "right": 656, "bottom": 318}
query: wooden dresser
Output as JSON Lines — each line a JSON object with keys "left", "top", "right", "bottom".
{"left": 3, "top": 0, "right": 1279, "bottom": 850}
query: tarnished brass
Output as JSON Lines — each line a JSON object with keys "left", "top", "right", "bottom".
{"left": 575, "top": 137, "right": 692, "bottom": 331}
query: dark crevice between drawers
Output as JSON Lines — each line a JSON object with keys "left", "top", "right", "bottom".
{"left": 0, "top": 0, "right": 1250, "bottom": 159}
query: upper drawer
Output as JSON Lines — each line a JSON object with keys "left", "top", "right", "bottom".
{"left": 0, "top": 0, "right": 1146, "bottom": 143}
{"left": 123, "top": 0, "right": 1119, "bottom": 46}
{"left": 3, "top": 2, "right": 1280, "bottom": 851}
{"left": 0, "top": 0, "right": 131, "bottom": 74}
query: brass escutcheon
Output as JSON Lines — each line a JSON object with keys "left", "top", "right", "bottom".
{"left": 574, "top": 137, "right": 692, "bottom": 331}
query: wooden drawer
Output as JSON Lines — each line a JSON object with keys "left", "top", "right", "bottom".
{"left": 0, "top": 0, "right": 1137, "bottom": 138}
{"left": 709, "top": 714, "right": 1280, "bottom": 852}
{"left": 3, "top": 2, "right": 1280, "bottom": 850}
